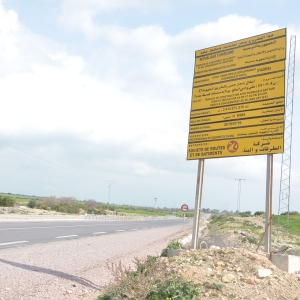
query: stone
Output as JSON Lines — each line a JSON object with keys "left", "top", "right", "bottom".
{"left": 210, "top": 245, "right": 220, "bottom": 250}
{"left": 269, "top": 264, "right": 276, "bottom": 271}
{"left": 257, "top": 269, "right": 272, "bottom": 278}
{"left": 216, "top": 261, "right": 225, "bottom": 270}
{"left": 222, "top": 273, "right": 236, "bottom": 283}
{"left": 207, "top": 267, "right": 212, "bottom": 272}
{"left": 244, "top": 276, "right": 259, "bottom": 285}
{"left": 248, "top": 253, "right": 268, "bottom": 265}
{"left": 66, "top": 290, "right": 72, "bottom": 294}
{"left": 235, "top": 267, "right": 241, "bottom": 272}
{"left": 5, "top": 288, "right": 10, "bottom": 291}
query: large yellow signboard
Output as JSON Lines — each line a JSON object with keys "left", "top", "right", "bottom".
{"left": 187, "top": 29, "right": 286, "bottom": 160}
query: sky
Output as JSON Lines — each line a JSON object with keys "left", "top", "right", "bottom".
{"left": 0, "top": 0, "right": 300, "bottom": 213}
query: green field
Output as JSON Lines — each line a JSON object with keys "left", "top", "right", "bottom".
{"left": 273, "top": 214, "right": 300, "bottom": 235}
{"left": 0, "top": 193, "right": 188, "bottom": 217}
{"left": 0, "top": 193, "right": 44, "bottom": 206}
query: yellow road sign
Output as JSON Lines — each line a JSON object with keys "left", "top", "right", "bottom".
{"left": 196, "top": 28, "right": 286, "bottom": 57}
{"left": 193, "top": 60, "right": 285, "bottom": 87}
{"left": 189, "top": 115, "right": 284, "bottom": 132}
{"left": 187, "top": 135, "right": 283, "bottom": 159}
{"left": 190, "top": 98, "right": 284, "bottom": 119}
{"left": 190, "top": 105, "right": 284, "bottom": 125}
{"left": 188, "top": 123, "right": 284, "bottom": 143}
{"left": 194, "top": 36, "right": 286, "bottom": 77}
{"left": 187, "top": 28, "right": 286, "bottom": 159}
{"left": 192, "top": 71, "right": 285, "bottom": 110}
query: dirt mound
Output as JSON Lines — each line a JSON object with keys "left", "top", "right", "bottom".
{"left": 165, "top": 246, "right": 300, "bottom": 299}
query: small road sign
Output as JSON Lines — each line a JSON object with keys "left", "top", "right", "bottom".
{"left": 181, "top": 204, "right": 189, "bottom": 212}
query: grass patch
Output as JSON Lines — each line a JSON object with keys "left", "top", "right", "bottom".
{"left": 274, "top": 215, "right": 300, "bottom": 235}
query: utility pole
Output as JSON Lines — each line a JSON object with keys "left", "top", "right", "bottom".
{"left": 235, "top": 179, "right": 245, "bottom": 213}
{"left": 105, "top": 180, "right": 116, "bottom": 204}
{"left": 154, "top": 198, "right": 158, "bottom": 209}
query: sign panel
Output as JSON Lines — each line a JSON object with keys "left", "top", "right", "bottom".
{"left": 187, "top": 29, "right": 286, "bottom": 160}
{"left": 190, "top": 98, "right": 285, "bottom": 119}
{"left": 187, "top": 135, "right": 283, "bottom": 159}
{"left": 194, "top": 36, "right": 286, "bottom": 77}
{"left": 181, "top": 204, "right": 189, "bottom": 212}
{"left": 196, "top": 28, "right": 286, "bottom": 56}
{"left": 192, "top": 71, "right": 285, "bottom": 110}
{"left": 193, "top": 60, "right": 285, "bottom": 87}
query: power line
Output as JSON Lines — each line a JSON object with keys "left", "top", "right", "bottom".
{"left": 0, "top": 140, "right": 106, "bottom": 182}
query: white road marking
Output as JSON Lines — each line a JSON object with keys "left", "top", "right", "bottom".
{"left": 142, "top": 228, "right": 148, "bottom": 229}
{"left": 55, "top": 235, "right": 78, "bottom": 239}
{"left": 0, "top": 224, "right": 122, "bottom": 231}
{"left": 115, "top": 230, "right": 125, "bottom": 232}
{"left": 93, "top": 232, "right": 107, "bottom": 234}
{"left": 131, "top": 229, "right": 138, "bottom": 230}
{"left": 0, "top": 241, "right": 29, "bottom": 246}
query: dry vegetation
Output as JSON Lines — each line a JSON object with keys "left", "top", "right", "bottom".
{"left": 98, "top": 214, "right": 300, "bottom": 299}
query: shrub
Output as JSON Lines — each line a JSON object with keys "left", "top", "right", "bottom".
{"left": 148, "top": 275, "right": 200, "bottom": 299}
{"left": 27, "top": 200, "right": 37, "bottom": 208}
{"left": 9, "top": 205, "right": 19, "bottom": 213}
{"left": 98, "top": 256, "right": 199, "bottom": 300}
{"left": 87, "top": 208, "right": 106, "bottom": 215}
{"left": 211, "top": 214, "right": 218, "bottom": 219}
{"left": 254, "top": 211, "right": 264, "bottom": 216}
{"left": 241, "top": 236, "right": 258, "bottom": 245}
{"left": 84, "top": 199, "right": 97, "bottom": 209}
{"left": 0, "top": 196, "right": 16, "bottom": 207}
{"left": 161, "top": 240, "right": 183, "bottom": 257}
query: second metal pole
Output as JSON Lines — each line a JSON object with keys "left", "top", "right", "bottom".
{"left": 265, "top": 154, "right": 273, "bottom": 253}
{"left": 191, "top": 159, "right": 205, "bottom": 250}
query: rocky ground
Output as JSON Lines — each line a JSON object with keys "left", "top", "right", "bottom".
{"left": 161, "top": 246, "right": 300, "bottom": 299}
{"left": 99, "top": 214, "right": 300, "bottom": 299}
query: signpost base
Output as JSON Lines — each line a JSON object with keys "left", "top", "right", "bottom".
{"left": 191, "top": 159, "right": 205, "bottom": 250}
{"left": 265, "top": 154, "right": 273, "bottom": 253}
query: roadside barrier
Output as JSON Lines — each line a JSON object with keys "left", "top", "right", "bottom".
{"left": 84, "top": 214, "right": 178, "bottom": 221}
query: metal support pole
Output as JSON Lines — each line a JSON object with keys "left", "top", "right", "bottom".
{"left": 191, "top": 159, "right": 205, "bottom": 250}
{"left": 182, "top": 213, "right": 185, "bottom": 230}
{"left": 265, "top": 154, "right": 273, "bottom": 253}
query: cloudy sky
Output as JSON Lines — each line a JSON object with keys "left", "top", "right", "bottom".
{"left": 0, "top": 0, "right": 299, "bottom": 213}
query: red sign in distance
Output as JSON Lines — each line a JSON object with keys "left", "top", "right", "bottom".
{"left": 181, "top": 204, "right": 189, "bottom": 212}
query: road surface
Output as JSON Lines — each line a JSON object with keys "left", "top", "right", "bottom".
{"left": 0, "top": 218, "right": 186, "bottom": 249}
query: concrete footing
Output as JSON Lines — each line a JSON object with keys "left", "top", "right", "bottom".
{"left": 167, "top": 249, "right": 186, "bottom": 257}
{"left": 268, "top": 253, "right": 300, "bottom": 274}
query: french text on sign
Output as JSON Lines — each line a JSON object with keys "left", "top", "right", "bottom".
{"left": 187, "top": 134, "right": 283, "bottom": 159}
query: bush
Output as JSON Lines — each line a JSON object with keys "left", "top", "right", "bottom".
{"left": 161, "top": 240, "right": 183, "bottom": 257}
{"left": 281, "top": 211, "right": 299, "bottom": 215}
{"left": 211, "top": 214, "right": 218, "bottom": 219}
{"left": 87, "top": 208, "right": 106, "bottom": 215}
{"left": 239, "top": 211, "right": 251, "bottom": 217}
{"left": 148, "top": 275, "right": 200, "bottom": 300}
{"left": 254, "top": 211, "right": 264, "bottom": 216}
{"left": 28, "top": 200, "right": 37, "bottom": 208}
{"left": 98, "top": 256, "right": 199, "bottom": 300}
{"left": 84, "top": 199, "right": 97, "bottom": 209}
{"left": 0, "top": 196, "right": 16, "bottom": 207}
{"left": 241, "top": 236, "right": 258, "bottom": 245}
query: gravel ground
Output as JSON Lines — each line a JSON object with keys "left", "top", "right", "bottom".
{"left": 0, "top": 221, "right": 192, "bottom": 300}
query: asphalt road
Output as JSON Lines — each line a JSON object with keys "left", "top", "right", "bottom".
{"left": 0, "top": 218, "right": 188, "bottom": 249}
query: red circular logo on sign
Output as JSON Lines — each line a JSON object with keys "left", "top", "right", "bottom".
{"left": 181, "top": 204, "right": 189, "bottom": 212}
{"left": 227, "top": 140, "right": 238, "bottom": 153}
